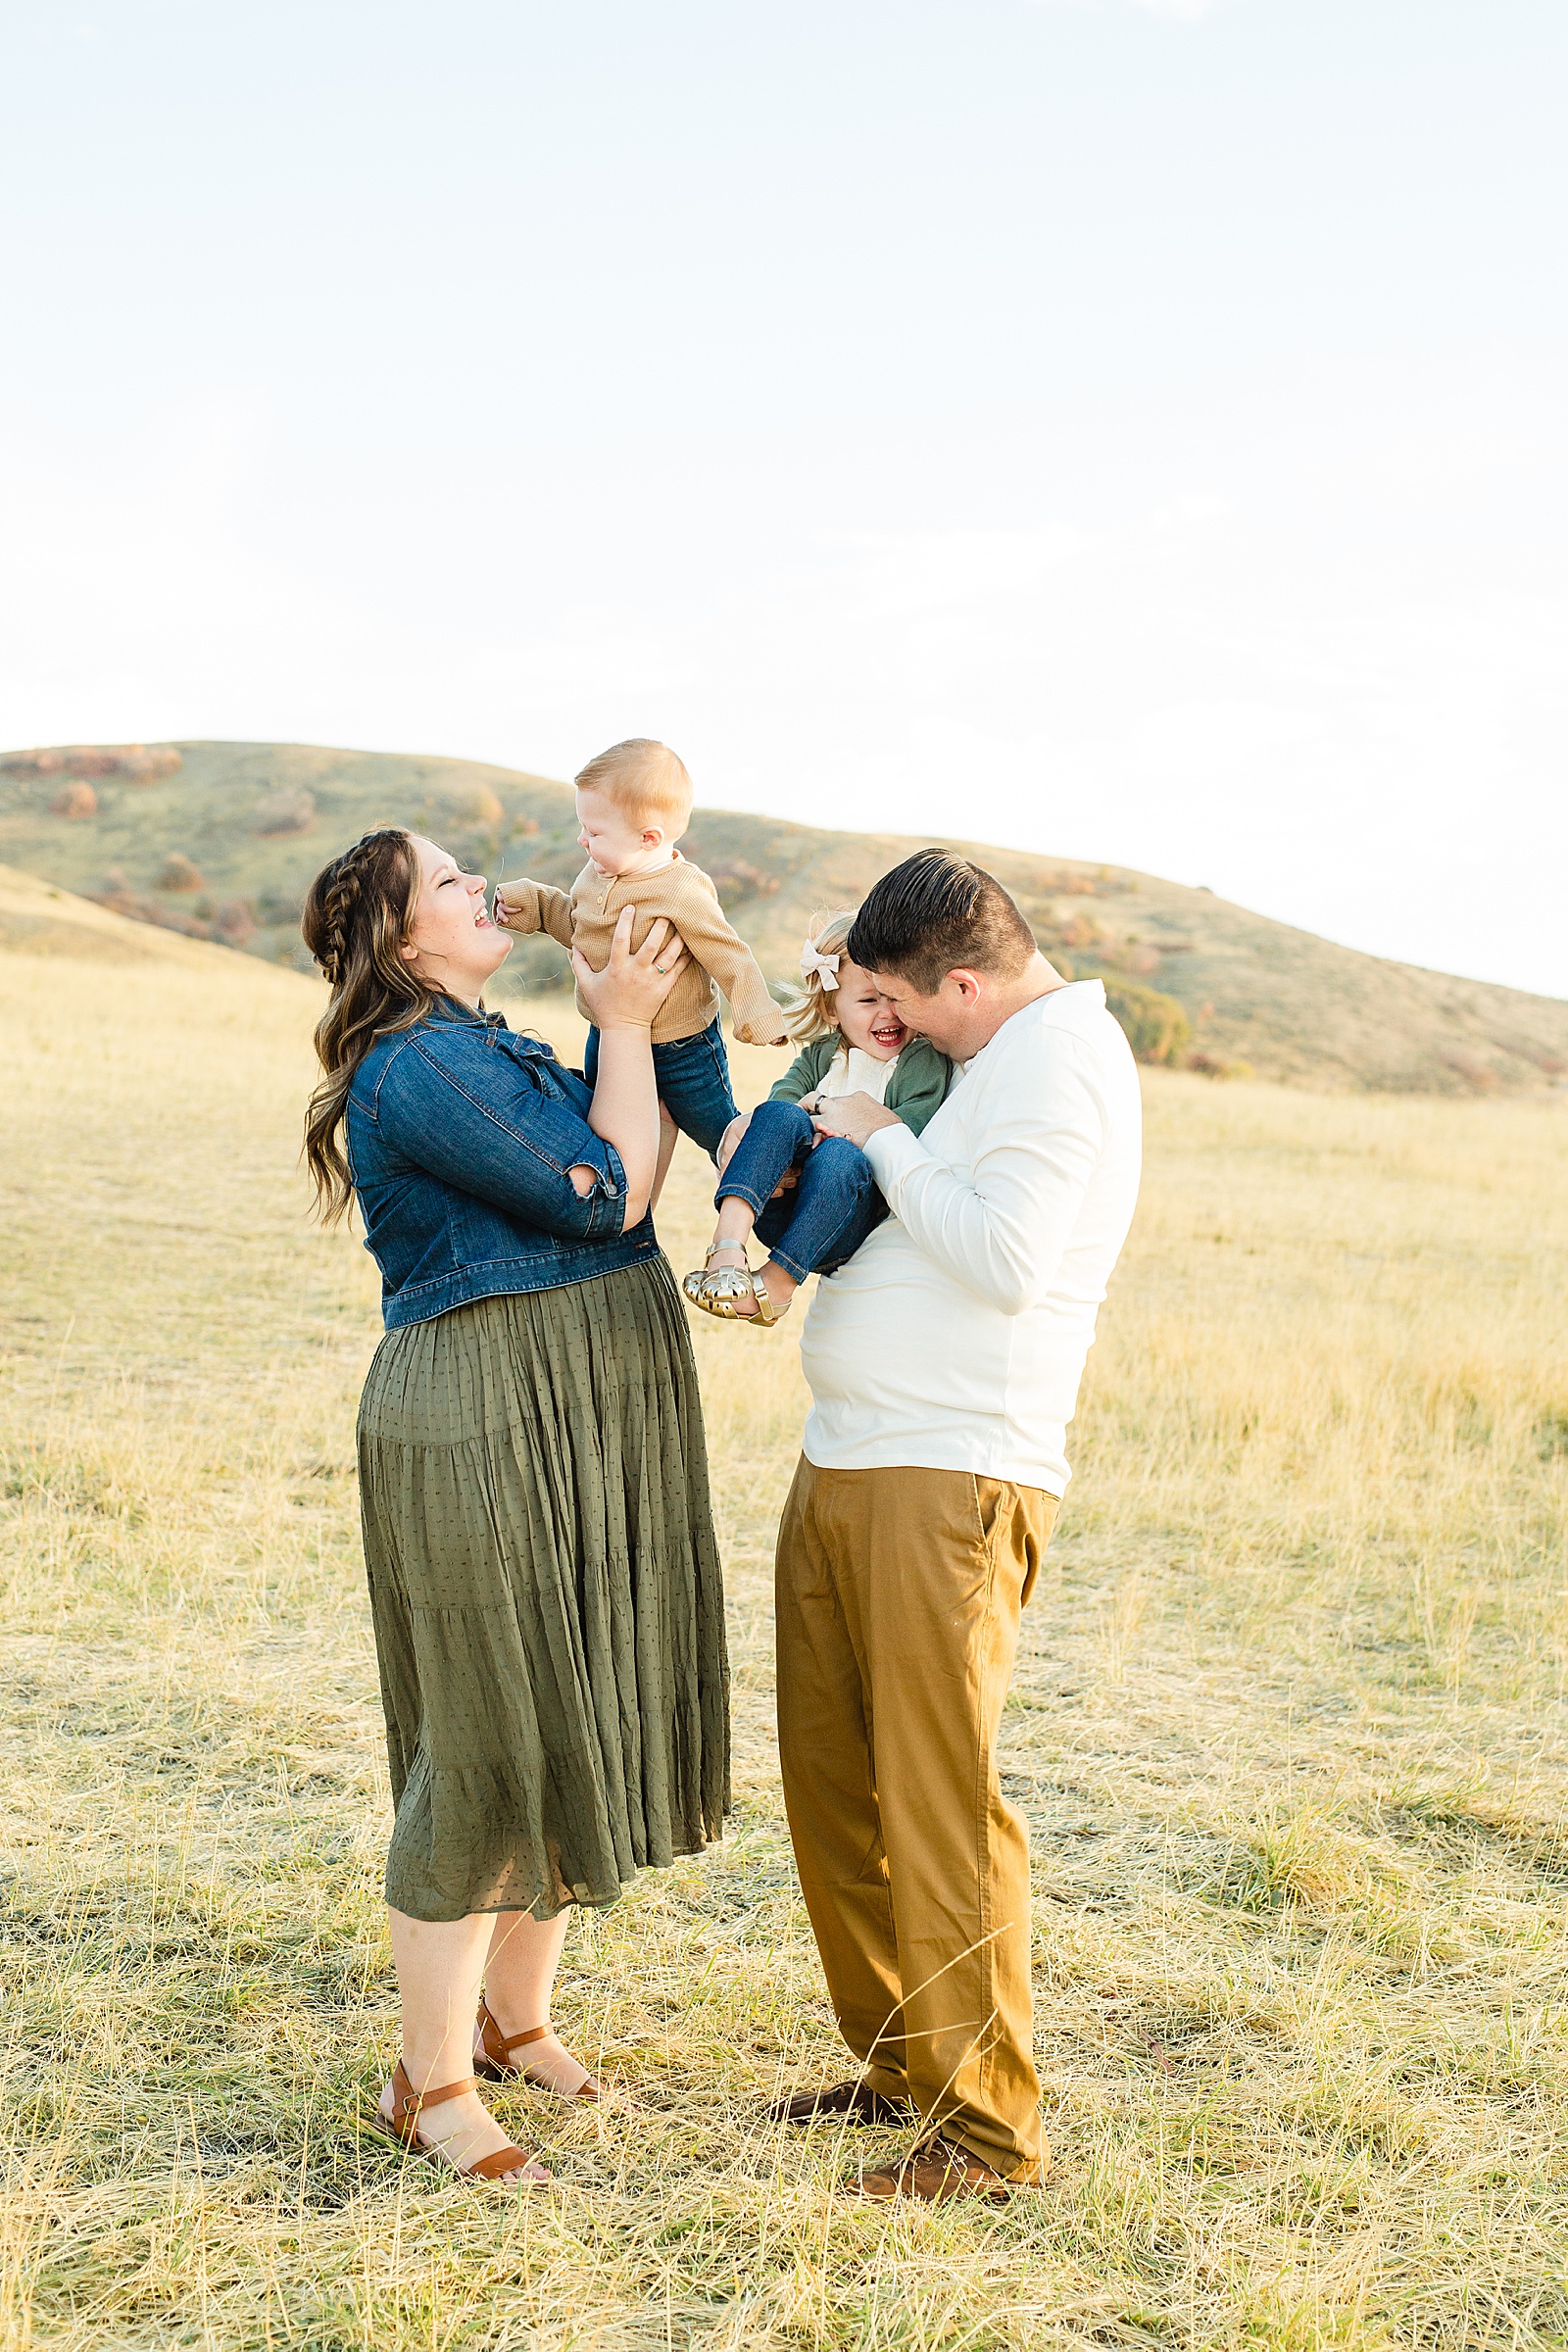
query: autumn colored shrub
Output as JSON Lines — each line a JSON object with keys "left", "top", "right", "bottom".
{"left": 156, "top": 854, "right": 204, "bottom": 893}
{"left": 1057, "top": 911, "right": 1106, "bottom": 952}
{"left": 253, "top": 788, "right": 317, "bottom": 837}
{"left": 112, "top": 746, "right": 183, "bottom": 782}
{"left": 457, "top": 785, "right": 505, "bottom": 825}
{"left": 1443, "top": 1051, "right": 1502, "bottom": 1094}
{"left": 707, "top": 858, "right": 780, "bottom": 906}
{"left": 1100, "top": 978, "right": 1193, "bottom": 1064}
{"left": 50, "top": 781, "right": 98, "bottom": 820}
{"left": 212, "top": 899, "right": 257, "bottom": 946}
{"left": 0, "top": 744, "right": 180, "bottom": 781}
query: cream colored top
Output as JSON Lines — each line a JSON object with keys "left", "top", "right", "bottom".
{"left": 814, "top": 1043, "right": 898, "bottom": 1103}
{"left": 799, "top": 983, "right": 1143, "bottom": 1495}
{"left": 495, "top": 852, "right": 787, "bottom": 1047}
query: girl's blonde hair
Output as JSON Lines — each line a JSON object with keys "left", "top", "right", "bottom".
{"left": 782, "top": 908, "right": 858, "bottom": 1045}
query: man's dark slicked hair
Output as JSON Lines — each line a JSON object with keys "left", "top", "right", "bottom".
{"left": 847, "top": 848, "right": 1037, "bottom": 997}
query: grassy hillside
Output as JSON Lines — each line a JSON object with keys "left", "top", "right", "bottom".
{"left": 0, "top": 858, "right": 256, "bottom": 972}
{"left": 3, "top": 737, "right": 1566, "bottom": 1095}
{"left": 3, "top": 912, "right": 1566, "bottom": 2345}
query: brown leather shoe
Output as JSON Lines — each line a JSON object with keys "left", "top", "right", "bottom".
{"left": 366, "top": 2061, "right": 550, "bottom": 2184}
{"left": 855, "top": 2133, "right": 1021, "bottom": 2204}
{"left": 766, "top": 2079, "right": 913, "bottom": 2127}
{"left": 474, "top": 2000, "right": 600, "bottom": 2102}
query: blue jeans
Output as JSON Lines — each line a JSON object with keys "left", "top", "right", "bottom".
{"left": 584, "top": 1015, "right": 740, "bottom": 1163}
{"left": 715, "top": 1100, "right": 887, "bottom": 1284}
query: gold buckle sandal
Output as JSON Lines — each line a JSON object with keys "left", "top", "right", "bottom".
{"left": 681, "top": 1243, "right": 785, "bottom": 1326}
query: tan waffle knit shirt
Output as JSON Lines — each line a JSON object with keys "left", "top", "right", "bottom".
{"left": 495, "top": 853, "right": 788, "bottom": 1046}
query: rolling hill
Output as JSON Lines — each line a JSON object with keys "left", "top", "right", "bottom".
{"left": 0, "top": 858, "right": 263, "bottom": 973}
{"left": 2, "top": 737, "right": 1565, "bottom": 1095}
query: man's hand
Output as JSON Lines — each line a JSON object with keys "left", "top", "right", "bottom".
{"left": 808, "top": 1091, "right": 902, "bottom": 1148}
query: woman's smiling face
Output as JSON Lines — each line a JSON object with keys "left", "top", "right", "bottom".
{"left": 400, "top": 834, "right": 513, "bottom": 1004}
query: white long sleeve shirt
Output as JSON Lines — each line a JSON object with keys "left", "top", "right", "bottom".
{"left": 799, "top": 980, "right": 1142, "bottom": 1495}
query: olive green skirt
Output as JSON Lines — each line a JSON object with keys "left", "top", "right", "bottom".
{"left": 357, "top": 1257, "right": 730, "bottom": 1923}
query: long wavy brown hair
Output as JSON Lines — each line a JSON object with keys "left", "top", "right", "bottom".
{"left": 301, "top": 828, "right": 436, "bottom": 1222}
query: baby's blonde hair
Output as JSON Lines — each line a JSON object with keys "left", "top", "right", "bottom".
{"left": 783, "top": 908, "right": 858, "bottom": 1045}
{"left": 574, "top": 738, "right": 693, "bottom": 834}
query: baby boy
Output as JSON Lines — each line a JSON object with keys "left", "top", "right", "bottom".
{"left": 494, "top": 737, "right": 787, "bottom": 1167}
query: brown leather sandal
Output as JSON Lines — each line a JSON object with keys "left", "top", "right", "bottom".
{"left": 474, "top": 2001, "right": 601, "bottom": 2102}
{"left": 367, "top": 2059, "right": 549, "bottom": 2182}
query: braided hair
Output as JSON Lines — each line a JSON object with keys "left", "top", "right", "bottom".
{"left": 301, "top": 828, "right": 432, "bottom": 1221}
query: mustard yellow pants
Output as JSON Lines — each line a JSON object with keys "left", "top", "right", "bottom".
{"left": 774, "top": 1457, "right": 1058, "bottom": 2181}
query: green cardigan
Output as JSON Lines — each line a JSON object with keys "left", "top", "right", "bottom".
{"left": 768, "top": 1032, "right": 955, "bottom": 1136}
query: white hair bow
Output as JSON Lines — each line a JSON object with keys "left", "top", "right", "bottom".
{"left": 800, "top": 938, "right": 841, "bottom": 991}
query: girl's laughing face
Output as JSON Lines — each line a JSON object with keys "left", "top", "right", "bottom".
{"left": 830, "top": 960, "right": 907, "bottom": 1059}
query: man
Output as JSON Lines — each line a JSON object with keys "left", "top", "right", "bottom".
{"left": 769, "top": 847, "right": 1142, "bottom": 2202}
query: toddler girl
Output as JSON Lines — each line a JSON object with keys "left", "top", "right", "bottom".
{"left": 683, "top": 910, "right": 954, "bottom": 1326}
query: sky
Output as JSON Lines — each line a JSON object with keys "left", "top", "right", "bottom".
{"left": 1, "top": 0, "right": 1564, "bottom": 996}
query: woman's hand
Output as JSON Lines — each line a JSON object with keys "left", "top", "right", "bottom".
{"left": 572, "top": 911, "right": 683, "bottom": 1227}
{"left": 572, "top": 910, "right": 687, "bottom": 1032}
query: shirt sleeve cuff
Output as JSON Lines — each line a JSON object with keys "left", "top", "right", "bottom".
{"left": 575, "top": 1139, "right": 629, "bottom": 1234}
{"left": 863, "top": 1120, "right": 925, "bottom": 1199}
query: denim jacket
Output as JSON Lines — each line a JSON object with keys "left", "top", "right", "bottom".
{"left": 346, "top": 1000, "right": 657, "bottom": 1329}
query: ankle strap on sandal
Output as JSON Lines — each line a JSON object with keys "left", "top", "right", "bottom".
{"left": 478, "top": 1999, "right": 555, "bottom": 2055}
{"left": 391, "top": 2058, "right": 476, "bottom": 2120}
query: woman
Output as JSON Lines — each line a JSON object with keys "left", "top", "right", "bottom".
{"left": 302, "top": 827, "right": 728, "bottom": 2186}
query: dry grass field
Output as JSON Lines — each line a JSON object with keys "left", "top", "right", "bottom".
{"left": 2, "top": 931, "right": 1566, "bottom": 2350}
